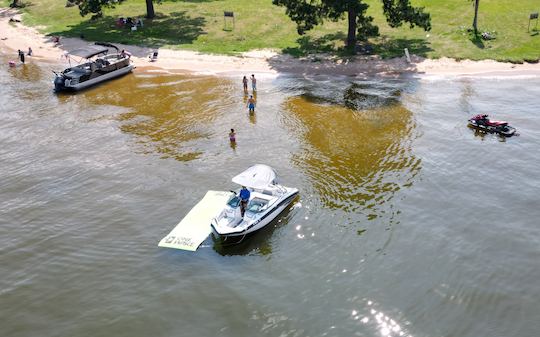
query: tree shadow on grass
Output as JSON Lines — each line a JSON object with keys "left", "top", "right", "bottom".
{"left": 282, "top": 32, "right": 347, "bottom": 57}
{"left": 282, "top": 33, "right": 432, "bottom": 60}
{"left": 468, "top": 32, "right": 485, "bottom": 49}
{"left": 48, "top": 11, "right": 205, "bottom": 49}
{"left": 162, "top": 0, "right": 218, "bottom": 2}
{"left": 267, "top": 35, "right": 433, "bottom": 77}
{"left": 371, "top": 36, "right": 433, "bottom": 59}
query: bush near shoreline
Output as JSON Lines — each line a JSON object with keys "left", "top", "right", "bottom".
{"left": 3, "top": 0, "right": 540, "bottom": 62}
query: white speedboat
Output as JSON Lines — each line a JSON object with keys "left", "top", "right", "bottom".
{"left": 211, "top": 164, "right": 298, "bottom": 240}
{"left": 53, "top": 43, "right": 133, "bottom": 92}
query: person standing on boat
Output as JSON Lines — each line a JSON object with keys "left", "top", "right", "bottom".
{"left": 239, "top": 186, "right": 250, "bottom": 218}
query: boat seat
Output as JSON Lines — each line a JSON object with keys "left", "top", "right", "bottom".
{"left": 487, "top": 121, "right": 507, "bottom": 126}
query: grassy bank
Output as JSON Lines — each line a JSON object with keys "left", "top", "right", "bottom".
{"left": 4, "top": 0, "right": 540, "bottom": 61}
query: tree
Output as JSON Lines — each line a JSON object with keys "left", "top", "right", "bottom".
{"left": 76, "top": 0, "right": 119, "bottom": 18}
{"left": 75, "top": 0, "right": 156, "bottom": 19}
{"left": 9, "top": 0, "right": 24, "bottom": 8}
{"left": 472, "top": 0, "right": 480, "bottom": 34}
{"left": 273, "top": 0, "right": 431, "bottom": 51}
{"left": 145, "top": 0, "right": 155, "bottom": 19}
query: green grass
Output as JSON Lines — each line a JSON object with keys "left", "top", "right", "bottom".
{"left": 5, "top": 0, "right": 540, "bottom": 61}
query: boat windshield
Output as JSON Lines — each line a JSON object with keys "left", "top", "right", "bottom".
{"left": 227, "top": 195, "right": 240, "bottom": 208}
{"left": 247, "top": 198, "right": 268, "bottom": 213}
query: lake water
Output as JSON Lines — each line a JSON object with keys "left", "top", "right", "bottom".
{"left": 1, "top": 53, "right": 540, "bottom": 337}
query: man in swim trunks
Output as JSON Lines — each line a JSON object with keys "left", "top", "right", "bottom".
{"left": 251, "top": 74, "right": 256, "bottom": 91}
{"left": 247, "top": 95, "right": 256, "bottom": 113}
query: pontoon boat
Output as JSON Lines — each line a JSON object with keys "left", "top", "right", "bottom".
{"left": 53, "top": 43, "right": 133, "bottom": 92}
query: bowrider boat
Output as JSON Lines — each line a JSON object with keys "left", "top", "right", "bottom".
{"left": 53, "top": 43, "right": 133, "bottom": 92}
{"left": 211, "top": 164, "right": 298, "bottom": 240}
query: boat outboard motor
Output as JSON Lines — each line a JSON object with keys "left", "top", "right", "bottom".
{"left": 53, "top": 74, "right": 67, "bottom": 91}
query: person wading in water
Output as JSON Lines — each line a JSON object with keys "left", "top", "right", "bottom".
{"left": 247, "top": 95, "right": 256, "bottom": 114}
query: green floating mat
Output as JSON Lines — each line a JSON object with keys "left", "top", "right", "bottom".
{"left": 158, "top": 190, "right": 233, "bottom": 251}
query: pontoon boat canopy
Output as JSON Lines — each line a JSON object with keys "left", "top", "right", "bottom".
{"left": 68, "top": 45, "right": 109, "bottom": 59}
{"left": 232, "top": 164, "right": 277, "bottom": 189}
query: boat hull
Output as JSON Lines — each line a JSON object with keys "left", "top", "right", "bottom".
{"left": 211, "top": 190, "right": 298, "bottom": 240}
{"left": 468, "top": 120, "right": 516, "bottom": 137}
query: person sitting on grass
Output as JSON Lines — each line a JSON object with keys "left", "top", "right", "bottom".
{"left": 149, "top": 50, "right": 158, "bottom": 62}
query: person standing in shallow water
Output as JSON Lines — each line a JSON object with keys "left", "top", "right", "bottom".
{"left": 242, "top": 76, "right": 248, "bottom": 92}
{"left": 247, "top": 95, "right": 256, "bottom": 113}
{"left": 18, "top": 50, "right": 25, "bottom": 64}
{"left": 250, "top": 74, "right": 256, "bottom": 91}
{"left": 229, "top": 128, "right": 236, "bottom": 142}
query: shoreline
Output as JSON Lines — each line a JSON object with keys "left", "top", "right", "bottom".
{"left": 3, "top": 7, "right": 540, "bottom": 78}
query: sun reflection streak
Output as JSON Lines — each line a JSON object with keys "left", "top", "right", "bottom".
{"left": 353, "top": 300, "right": 412, "bottom": 337}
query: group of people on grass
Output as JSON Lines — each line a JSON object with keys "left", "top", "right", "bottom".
{"left": 116, "top": 17, "right": 143, "bottom": 29}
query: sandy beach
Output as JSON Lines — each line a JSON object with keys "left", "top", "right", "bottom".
{"left": 2, "top": 7, "right": 540, "bottom": 77}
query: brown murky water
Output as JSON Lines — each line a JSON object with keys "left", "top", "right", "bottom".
{"left": 1, "top": 53, "right": 540, "bottom": 337}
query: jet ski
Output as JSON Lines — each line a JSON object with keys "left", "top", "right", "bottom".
{"left": 468, "top": 114, "right": 516, "bottom": 137}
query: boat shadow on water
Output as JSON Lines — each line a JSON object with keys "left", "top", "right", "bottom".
{"left": 467, "top": 125, "right": 516, "bottom": 142}
{"left": 210, "top": 196, "right": 300, "bottom": 256}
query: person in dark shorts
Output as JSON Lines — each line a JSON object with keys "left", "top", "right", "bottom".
{"left": 239, "top": 186, "right": 250, "bottom": 218}
{"left": 18, "top": 49, "right": 25, "bottom": 64}
{"left": 242, "top": 76, "right": 248, "bottom": 92}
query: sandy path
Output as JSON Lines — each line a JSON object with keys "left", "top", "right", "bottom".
{"left": 2, "top": 7, "right": 540, "bottom": 78}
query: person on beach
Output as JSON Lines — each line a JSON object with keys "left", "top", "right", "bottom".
{"left": 27, "top": 47, "right": 32, "bottom": 56}
{"left": 247, "top": 95, "right": 256, "bottom": 113}
{"left": 18, "top": 49, "right": 25, "bottom": 64}
{"left": 242, "top": 76, "right": 248, "bottom": 92}
{"left": 229, "top": 128, "right": 236, "bottom": 142}
{"left": 120, "top": 49, "right": 131, "bottom": 59}
{"left": 239, "top": 186, "right": 250, "bottom": 218}
{"left": 250, "top": 74, "right": 257, "bottom": 91}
